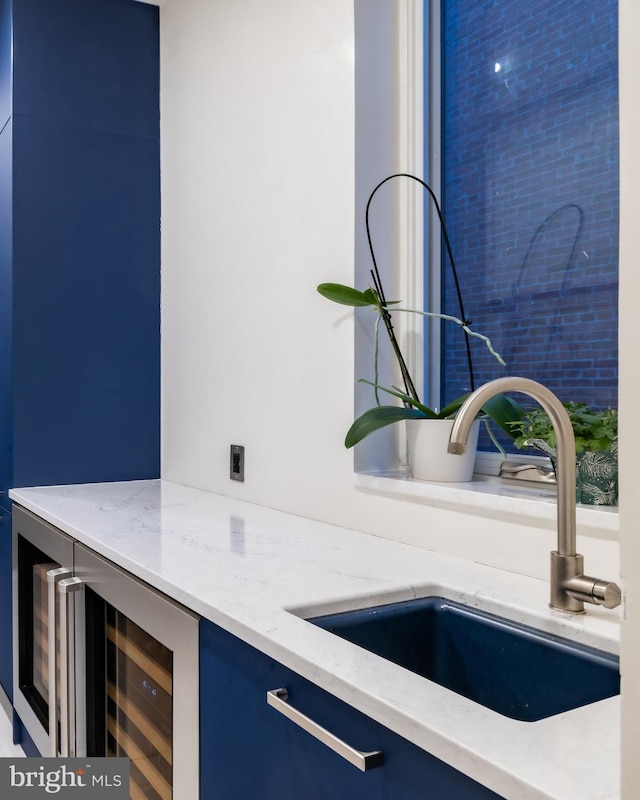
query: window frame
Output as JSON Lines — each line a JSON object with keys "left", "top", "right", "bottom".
{"left": 352, "top": 0, "right": 619, "bottom": 529}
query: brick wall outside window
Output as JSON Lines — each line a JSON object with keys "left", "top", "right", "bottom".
{"left": 439, "top": 0, "right": 618, "bottom": 422}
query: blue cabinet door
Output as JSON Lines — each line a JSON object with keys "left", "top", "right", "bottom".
{"left": 200, "top": 618, "right": 505, "bottom": 800}
{"left": 0, "top": 0, "right": 161, "bottom": 493}
{"left": 12, "top": 113, "right": 160, "bottom": 486}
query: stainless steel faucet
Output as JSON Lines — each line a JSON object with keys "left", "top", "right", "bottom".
{"left": 448, "top": 377, "right": 622, "bottom": 614}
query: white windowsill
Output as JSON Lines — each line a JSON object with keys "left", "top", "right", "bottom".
{"left": 354, "top": 469, "right": 619, "bottom": 541}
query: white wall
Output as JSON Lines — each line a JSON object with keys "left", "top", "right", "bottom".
{"left": 161, "top": 0, "right": 357, "bottom": 516}
{"left": 159, "top": 0, "right": 622, "bottom": 582}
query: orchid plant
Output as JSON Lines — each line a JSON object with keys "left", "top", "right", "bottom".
{"left": 317, "top": 281, "right": 522, "bottom": 449}
{"left": 319, "top": 172, "right": 523, "bottom": 451}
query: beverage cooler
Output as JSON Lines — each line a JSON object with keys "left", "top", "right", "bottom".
{"left": 12, "top": 506, "right": 199, "bottom": 800}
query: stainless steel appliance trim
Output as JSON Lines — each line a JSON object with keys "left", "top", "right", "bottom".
{"left": 58, "top": 577, "right": 84, "bottom": 757}
{"left": 74, "top": 543, "right": 199, "bottom": 800}
{"left": 47, "top": 567, "right": 72, "bottom": 756}
{"left": 266, "top": 688, "right": 384, "bottom": 772}
{"left": 13, "top": 506, "right": 74, "bottom": 757}
{"left": 13, "top": 506, "right": 76, "bottom": 565}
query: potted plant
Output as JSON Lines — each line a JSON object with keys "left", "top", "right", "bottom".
{"left": 318, "top": 173, "right": 524, "bottom": 482}
{"left": 317, "top": 281, "right": 522, "bottom": 481}
{"left": 508, "top": 402, "right": 618, "bottom": 505}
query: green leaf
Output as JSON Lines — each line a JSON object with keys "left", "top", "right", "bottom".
{"left": 508, "top": 401, "right": 617, "bottom": 452}
{"left": 361, "top": 287, "right": 400, "bottom": 306}
{"left": 359, "top": 379, "right": 438, "bottom": 418}
{"left": 437, "top": 395, "right": 469, "bottom": 419}
{"left": 317, "top": 283, "right": 376, "bottom": 307}
{"left": 480, "top": 394, "right": 524, "bottom": 435}
{"left": 345, "top": 406, "right": 428, "bottom": 448}
{"left": 362, "top": 288, "right": 380, "bottom": 305}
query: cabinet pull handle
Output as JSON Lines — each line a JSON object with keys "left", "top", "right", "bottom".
{"left": 46, "top": 567, "right": 72, "bottom": 756}
{"left": 266, "top": 688, "right": 384, "bottom": 772}
{"left": 58, "top": 577, "right": 86, "bottom": 758}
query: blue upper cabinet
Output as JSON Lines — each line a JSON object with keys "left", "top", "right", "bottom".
{"left": 12, "top": 114, "right": 160, "bottom": 485}
{"left": 12, "top": 0, "right": 159, "bottom": 137}
{"left": 0, "top": 0, "right": 10, "bottom": 130}
{"left": 1, "top": 0, "right": 160, "bottom": 491}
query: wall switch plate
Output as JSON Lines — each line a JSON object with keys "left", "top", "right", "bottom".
{"left": 230, "top": 445, "right": 245, "bottom": 481}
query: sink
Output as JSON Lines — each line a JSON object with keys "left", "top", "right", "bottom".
{"left": 308, "top": 596, "right": 620, "bottom": 722}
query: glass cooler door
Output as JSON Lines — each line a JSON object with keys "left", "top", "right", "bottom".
{"left": 106, "top": 608, "right": 173, "bottom": 800}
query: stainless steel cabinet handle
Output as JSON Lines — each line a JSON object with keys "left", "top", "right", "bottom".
{"left": 266, "top": 688, "right": 384, "bottom": 772}
{"left": 58, "top": 577, "right": 86, "bottom": 758}
{"left": 73, "top": 578, "right": 87, "bottom": 758}
{"left": 46, "top": 567, "right": 72, "bottom": 756}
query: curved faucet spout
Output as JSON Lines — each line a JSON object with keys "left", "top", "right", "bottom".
{"left": 448, "top": 377, "right": 576, "bottom": 555}
{"left": 448, "top": 377, "right": 621, "bottom": 614}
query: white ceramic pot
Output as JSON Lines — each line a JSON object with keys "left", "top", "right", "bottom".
{"left": 406, "top": 418, "right": 480, "bottom": 482}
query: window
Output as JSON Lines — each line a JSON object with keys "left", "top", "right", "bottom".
{"left": 430, "top": 0, "right": 619, "bottom": 445}
{"left": 353, "top": 0, "right": 618, "bottom": 475}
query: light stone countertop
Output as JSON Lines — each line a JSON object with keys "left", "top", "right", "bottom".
{"left": 9, "top": 479, "right": 620, "bottom": 800}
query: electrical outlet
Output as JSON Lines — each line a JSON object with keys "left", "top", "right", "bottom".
{"left": 230, "top": 445, "right": 245, "bottom": 481}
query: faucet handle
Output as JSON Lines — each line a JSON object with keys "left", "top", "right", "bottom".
{"left": 591, "top": 580, "right": 622, "bottom": 609}
{"left": 562, "top": 572, "right": 622, "bottom": 611}
{"left": 550, "top": 552, "right": 623, "bottom": 612}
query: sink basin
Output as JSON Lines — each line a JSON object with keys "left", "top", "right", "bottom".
{"left": 309, "top": 596, "right": 620, "bottom": 722}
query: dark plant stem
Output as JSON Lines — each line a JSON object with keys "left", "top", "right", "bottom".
{"left": 369, "top": 268, "right": 420, "bottom": 403}
{"left": 365, "top": 173, "right": 475, "bottom": 397}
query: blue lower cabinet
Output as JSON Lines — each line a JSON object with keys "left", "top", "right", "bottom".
{"left": 200, "top": 618, "right": 505, "bottom": 800}
{"left": 0, "top": 506, "right": 11, "bottom": 701}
